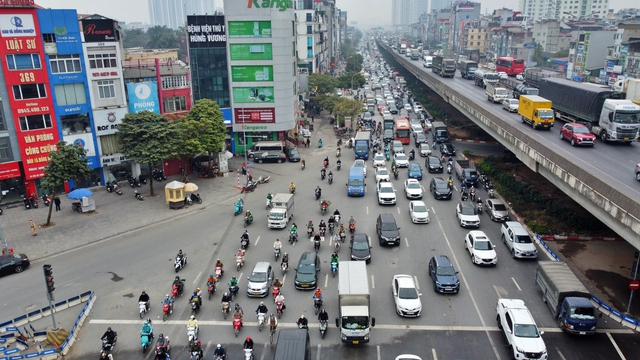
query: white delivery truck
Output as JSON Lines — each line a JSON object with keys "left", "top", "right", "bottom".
{"left": 267, "top": 193, "right": 294, "bottom": 229}
{"left": 336, "top": 261, "right": 374, "bottom": 344}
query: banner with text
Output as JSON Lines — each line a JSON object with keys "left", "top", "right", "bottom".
{"left": 228, "top": 21, "right": 271, "bottom": 38}
{"left": 234, "top": 108, "right": 276, "bottom": 124}
{"left": 187, "top": 15, "right": 226, "bottom": 48}
{"left": 127, "top": 82, "right": 160, "bottom": 114}
{"left": 231, "top": 66, "right": 273, "bottom": 82}
{"left": 233, "top": 87, "right": 274, "bottom": 103}
{"left": 229, "top": 43, "right": 273, "bottom": 61}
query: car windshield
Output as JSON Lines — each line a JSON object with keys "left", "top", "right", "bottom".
{"left": 378, "top": 169, "right": 389, "bottom": 175}
{"left": 354, "top": 161, "right": 364, "bottom": 168}
{"left": 396, "top": 154, "right": 407, "bottom": 160}
{"left": 514, "top": 324, "right": 540, "bottom": 338}
{"left": 410, "top": 165, "right": 420, "bottom": 171}
{"left": 436, "top": 266, "right": 456, "bottom": 276}
{"left": 614, "top": 111, "right": 640, "bottom": 124}
{"left": 569, "top": 307, "right": 596, "bottom": 320}
{"left": 429, "top": 158, "right": 440, "bottom": 165}
{"left": 380, "top": 186, "right": 394, "bottom": 193}
{"left": 352, "top": 240, "right": 370, "bottom": 251}
{"left": 348, "top": 178, "right": 364, "bottom": 186}
{"left": 381, "top": 222, "right": 397, "bottom": 231}
{"left": 413, "top": 205, "right": 427, "bottom": 213}
{"left": 496, "top": 89, "right": 508, "bottom": 95}
{"left": 515, "top": 235, "right": 533, "bottom": 244}
{"left": 249, "top": 271, "right": 267, "bottom": 282}
{"left": 435, "top": 181, "right": 448, "bottom": 189}
{"left": 460, "top": 206, "right": 475, "bottom": 215}
{"left": 493, "top": 204, "right": 507, "bottom": 211}
{"left": 407, "top": 182, "right": 420, "bottom": 189}
{"left": 268, "top": 213, "right": 284, "bottom": 220}
{"left": 398, "top": 287, "right": 419, "bottom": 299}
{"left": 572, "top": 126, "right": 589, "bottom": 134}
{"left": 297, "top": 263, "right": 315, "bottom": 275}
{"left": 539, "top": 110, "right": 554, "bottom": 119}
{"left": 510, "top": 100, "right": 519, "bottom": 105}
{"left": 474, "top": 240, "right": 493, "bottom": 251}
{"left": 341, "top": 316, "right": 368, "bottom": 329}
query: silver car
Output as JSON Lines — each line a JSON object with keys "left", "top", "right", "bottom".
{"left": 485, "top": 199, "right": 510, "bottom": 222}
{"left": 502, "top": 99, "right": 519, "bottom": 113}
{"left": 246, "top": 262, "right": 273, "bottom": 298}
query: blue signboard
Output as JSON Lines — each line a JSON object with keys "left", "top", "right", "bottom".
{"left": 127, "top": 82, "right": 160, "bottom": 114}
{"left": 221, "top": 107, "right": 233, "bottom": 126}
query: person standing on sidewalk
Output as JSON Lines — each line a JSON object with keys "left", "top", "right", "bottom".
{"left": 30, "top": 219, "right": 37, "bottom": 236}
{"left": 54, "top": 196, "right": 61, "bottom": 212}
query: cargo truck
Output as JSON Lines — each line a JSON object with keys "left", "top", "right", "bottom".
{"left": 458, "top": 60, "right": 478, "bottom": 79}
{"left": 423, "top": 56, "right": 433, "bottom": 68}
{"left": 454, "top": 160, "right": 478, "bottom": 186}
{"left": 485, "top": 83, "right": 509, "bottom": 103}
{"left": 410, "top": 49, "right": 420, "bottom": 60}
{"left": 473, "top": 67, "right": 499, "bottom": 88}
{"left": 536, "top": 261, "right": 599, "bottom": 335}
{"left": 399, "top": 43, "right": 407, "bottom": 54}
{"left": 396, "top": 76, "right": 406, "bottom": 87}
{"left": 613, "top": 78, "right": 640, "bottom": 105}
{"left": 336, "top": 261, "right": 375, "bottom": 344}
{"left": 518, "top": 95, "right": 554, "bottom": 129}
{"left": 539, "top": 78, "right": 640, "bottom": 143}
{"left": 354, "top": 131, "right": 371, "bottom": 160}
{"left": 432, "top": 121, "right": 448, "bottom": 143}
{"left": 431, "top": 56, "right": 456, "bottom": 78}
{"left": 268, "top": 193, "right": 294, "bottom": 229}
{"left": 524, "top": 68, "right": 563, "bottom": 89}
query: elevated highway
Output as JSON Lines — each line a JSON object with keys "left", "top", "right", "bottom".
{"left": 378, "top": 42, "right": 640, "bottom": 250}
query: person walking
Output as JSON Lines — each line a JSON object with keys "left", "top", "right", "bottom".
{"left": 54, "top": 196, "right": 61, "bottom": 212}
{"left": 30, "top": 219, "right": 37, "bottom": 236}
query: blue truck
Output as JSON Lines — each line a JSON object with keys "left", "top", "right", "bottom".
{"left": 354, "top": 131, "right": 371, "bottom": 160}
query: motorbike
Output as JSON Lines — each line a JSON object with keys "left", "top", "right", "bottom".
{"left": 190, "top": 298, "right": 200, "bottom": 315}
{"left": 276, "top": 300, "right": 285, "bottom": 318}
{"left": 141, "top": 332, "right": 152, "bottom": 352}
{"left": 23, "top": 197, "right": 31, "bottom": 210}
{"left": 29, "top": 194, "right": 39, "bottom": 209}
{"left": 476, "top": 200, "right": 483, "bottom": 214}
{"left": 336, "top": 148, "right": 341, "bottom": 157}
{"left": 154, "top": 337, "right": 170, "bottom": 358}
{"left": 101, "top": 333, "right": 117, "bottom": 353}
{"left": 393, "top": 169, "right": 399, "bottom": 180}
{"left": 349, "top": 221, "right": 356, "bottom": 233}
{"left": 320, "top": 170, "right": 326, "bottom": 181}
{"left": 319, "top": 227, "right": 326, "bottom": 237}
{"left": 315, "top": 189, "right": 321, "bottom": 200}
{"left": 272, "top": 285, "right": 280, "bottom": 298}
{"left": 274, "top": 247, "right": 281, "bottom": 261}
{"left": 447, "top": 164, "right": 452, "bottom": 174}
{"left": 71, "top": 201, "right": 82, "bottom": 213}
{"left": 323, "top": 159, "right": 329, "bottom": 168}
{"left": 236, "top": 255, "right": 244, "bottom": 271}
{"left": 134, "top": 189, "right": 144, "bottom": 201}
{"left": 307, "top": 227, "right": 313, "bottom": 238}
{"left": 170, "top": 284, "right": 183, "bottom": 301}
{"left": 409, "top": 151, "right": 415, "bottom": 160}
{"left": 222, "top": 301, "right": 230, "bottom": 319}
{"left": 152, "top": 168, "right": 167, "bottom": 182}
{"left": 244, "top": 348, "right": 254, "bottom": 360}
{"left": 42, "top": 194, "right": 51, "bottom": 207}
{"left": 290, "top": 186, "right": 296, "bottom": 194}
{"left": 337, "top": 138, "right": 343, "bottom": 147}
{"left": 314, "top": 298, "right": 323, "bottom": 315}
{"left": 257, "top": 312, "right": 266, "bottom": 331}
{"left": 106, "top": 181, "right": 123, "bottom": 195}
{"left": 127, "top": 176, "right": 141, "bottom": 188}
{"left": 470, "top": 188, "right": 476, "bottom": 202}
{"left": 319, "top": 320, "right": 328, "bottom": 339}
{"left": 337, "top": 161, "right": 341, "bottom": 171}
{"left": 187, "top": 326, "right": 198, "bottom": 342}
{"left": 191, "top": 349, "right": 202, "bottom": 360}
{"left": 215, "top": 266, "right": 224, "bottom": 279}
{"left": 301, "top": 162, "right": 305, "bottom": 170}
{"left": 334, "top": 239, "right": 341, "bottom": 253}
{"left": 289, "top": 231, "right": 298, "bottom": 244}
{"left": 174, "top": 256, "right": 187, "bottom": 272}
{"left": 139, "top": 301, "right": 149, "bottom": 319}
{"left": 241, "top": 181, "right": 257, "bottom": 193}
{"left": 340, "top": 230, "right": 346, "bottom": 242}
{"left": 314, "top": 239, "right": 321, "bottom": 252}
{"left": 385, "top": 150, "right": 391, "bottom": 161}
{"left": 257, "top": 175, "right": 270, "bottom": 184}
{"left": 331, "top": 262, "right": 338, "bottom": 278}
{"left": 162, "top": 302, "right": 172, "bottom": 321}
{"left": 320, "top": 205, "right": 327, "bottom": 215}
{"left": 244, "top": 215, "right": 252, "bottom": 228}
{"left": 229, "top": 285, "right": 239, "bottom": 300}
{"left": 328, "top": 222, "right": 335, "bottom": 234}
{"left": 139, "top": 174, "right": 148, "bottom": 185}
{"left": 233, "top": 318, "right": 242, "bottom": 337}
{"left": 328, "top": 174, "right": 333, "bottom": 184}
{"left": 488, "top": 188, "right": 495, "bottom": 198}
{"left": 235, "top": 201, "right": 243, "bottom": 216}
{"left": 241, "top": 237, "right": 249, "bottom": 250}
{"left": 266, "top": 198, "right": 272, "bottom": 210}
{"left": 190, "top": 193, "right": 202, "bottom": 204}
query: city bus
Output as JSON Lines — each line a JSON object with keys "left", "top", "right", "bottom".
{"left": 496, "top": 57, "right": 525, "bottom": 76}
{"left": 395, "top": 118, "right": 411, "bottom": 145}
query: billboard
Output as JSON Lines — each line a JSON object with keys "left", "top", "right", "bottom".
{"left": 233, "top": 87, "right": 274, "bottom": 103}
{"left": 127, "top": 82, "right": 160, "bottom": 114}
{"left": 93, "top": 107, "right": 127, "bottom": 135}
{"left": 231, "top": 66, "right": 273, "bottom": 82}
{"left": 187, "top": 15, "right": 226, "bottom": 48}
{"left": 229, "top": 43, "right": 273, "bottom": 60}
{"left": 81, "top": 19, "right": 117, "bottom": 42}
{"left": 234, "top": 108, "right": 275, "bottom": 124}
{"left": 228, "top": 21, "right": 271, "bottom": 38}
{"left": 0, "top": 13, "right": 35, "bottom": 37}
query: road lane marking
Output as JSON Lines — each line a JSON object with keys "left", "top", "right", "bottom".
{"left": 371, "top": 275, "right": 375, "bottom": 289}
{"left": 193, "top": 271, "right": 202, "bottom": 285}
{"left": 316, "top": 344, "right": 322, "bottom": 360}
{"left": 432, "top": 348, "right": 438, "bottom": 360}
{"left": 255, "top": 235, "right": 261, "bottom": 246}
{"left": 511, "top": 277, "right": 521, "bottom": 291}
{"left": 260, "top": 343, "right": 268, "bottom": 360}
{"left": 282, "top": 274, "right": 287, "bottom": 286}
{"left": 556, "top": 348, "right": 567, "bottom": 360}
{"left": 324, "top": 273, "right": 328, "bottom": 288}
{"left": 366, "top": 206, "right": 369, "bottom": 214}
{"left": 404, "top": 237, "right": 409, "bottom": 247}
{"left": 607, "top": 332, "right": 627, "bottom": 360}
{"left": 397, "top": 207, "right": 400, "bottom": 214}
{"left": 377, "top": 345, "right": 381, "bottom": 360}
{"left": 414, "top": 275, "right": 420, "bottom": 290}
{"left": 493, "top": 285, "right": 506, "bottom": 299}
{"left": 431, "top": 207, "right": 436, "bottom": 215}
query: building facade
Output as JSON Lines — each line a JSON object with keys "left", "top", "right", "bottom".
{"left": 294, "top": 0, "right": 330, "bottom": 74}
{"left": 392, "top": 0, "right": 429, "bottom": 31}
{"left": 519, "top": 0, "right": 610, "bottom": 22}
{"left": 148, "top": 0, "right": 217, "bottom": 30}
{"left": 224, "top": 0, "right": 297, "bottom": 154}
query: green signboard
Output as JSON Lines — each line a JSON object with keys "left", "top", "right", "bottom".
{"left": 231, "top": 66, "right": 274, "bottom": 82}
{"left": 233, "top": 87, "right": 275, "bottom": 103}
{"left": 228, "top": 21, "right": 272, "bottom": 38}
{"left": 229, "top": 43, "right": 273, "bottom": 61}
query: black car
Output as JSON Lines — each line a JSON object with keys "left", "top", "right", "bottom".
{"left": 350, "top": 233, "right": 372, "bottom": 263}
{"left": 430, "top": 177, "right": 452, "bottom": 200}
{"left": 414, "top": 133, "right": 428, "bottom": 147}
{"left": 388, "top": 104, "right": 398, "bottom": 114}
{"left": 426, "top": 156, "right": 443, "bottom": 173}
{"left": 428, "top": 255, "right": 460, "bottom": 293}
{"left": 294, "top": 252, "right": 320, "bottom": 290}
{"left": 255, "top": 152, "right": 286, "bottom": 164}
{"left": 367, "top": 106, "right": 375, "bottom": 115}
{"left": 376, "top": 213, "right": 401, "bottom": 246}
{"left": 363, "top": 112, "right": 372, "bottom": 122}
{"left": 383, "top": 129, "right": 394, "bottom": 143}
{"left": 286, "top": 147, "right": 301, "bottom": 162}
{"left": 0, "top": 253, "right": 30, "bottom": 276}
{"left": 439, "top": 143, "right": 456, "bottom": 157}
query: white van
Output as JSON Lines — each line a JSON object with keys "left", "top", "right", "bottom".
{"left": 423, "top": 56, "right": 433, "bottom": 68}
{"left": 248, "top": 141, "right": 284, "bottom": 158}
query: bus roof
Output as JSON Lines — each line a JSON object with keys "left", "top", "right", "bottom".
{"left": 395, "top": 118, "right": 410, "bottom": 128}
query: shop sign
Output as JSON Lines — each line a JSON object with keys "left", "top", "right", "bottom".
{"left": 20, "top": 131, "right": 59, "bottom": 180}
{"left": 233, "top": 87, "right": 274, "bottom": 103}
{"left": 247, "top": 0, "right": 293, "bottom": 12}
{"left": 53, "top": 25, "right": 78, "bottom": 43}
{"left": 100, "top": 153, "right": 128, "bottom": 167}
{"left": 234, "top": 108, "right": 275, "bottom": 124}
{"left": 63, "top": 132, "right": 96, "bottom": 157}
{"left": 228, "top": 21, "right": 271, "bottom": 38}
{"left": 240, "top": 124, "right": 268, "bottom": 131}
{"left": 0, "top": 0, "right": 35, "bottom": 6}
{"left": 93, "top": 107, "right": 127, "bottom": 135}
{"left": 0, "top": 161, "right": 21, "bottom": 181}
{"left": 229, "top": 43, "right": 272, "bottom": 60}
{"left": 0, "top": 13, "right": 35, "bottom": 37}
{"left": 82, "top": 19, "right": 116, "bottom": 42}
{"left": 187, "top": 15, "right": 226, "bottom": 48}
{"left": 231, "top": 66, "right": 273, "bottom": 82}
{"left": 127, "top": 82, "right": 160, "bottom": 114}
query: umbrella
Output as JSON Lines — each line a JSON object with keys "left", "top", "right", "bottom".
{"left": 68, "top": 188, "right": 93, "bottom": 199}
{"left": 165, "top": 180, "right": 185, "bottom": 190}
{"left": 183, "top": 183, "right": 198, "bottom": 192}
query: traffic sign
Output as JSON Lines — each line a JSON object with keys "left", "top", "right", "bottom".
{"left": 523, "top": 42, "right": 537, "bottom": 49}
{"left": 629, "top": 280, "right": 640, "bottom": 291}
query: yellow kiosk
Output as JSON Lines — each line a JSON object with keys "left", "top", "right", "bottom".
{"left": 165, "top": 180, "right": 185, "bottom": 209}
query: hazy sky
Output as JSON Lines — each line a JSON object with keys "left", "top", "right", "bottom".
{"left": 42, "top": 0, "right": 631, "bottom": 28}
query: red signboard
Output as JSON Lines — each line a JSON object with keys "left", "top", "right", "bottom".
{"left": 0, "top": 161, "right": 21, "bottom": 180}
{"left": 630, "top": 280, "right": 640, "bottom": 291}
{"left": 234, "top": 108, "right": 275, "bottom": 124}
{"left": 0, "top": 8, "right": 59, "bottom": 180}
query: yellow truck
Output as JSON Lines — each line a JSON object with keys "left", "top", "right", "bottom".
{"left": 518, "top": 95, "right": 555, "bottom": 130}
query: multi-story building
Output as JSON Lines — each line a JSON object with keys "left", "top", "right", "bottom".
{"left": 531, "top": 19, "right": 564, "bottom": 52}
{"left": 432, "top": 0, "right": 454, "bottom": 13}
{"left": 224, "top": 0, "right": 297, "bottom": 154}
{"left": 520, "top": 0, "right": 610, "bottom": 23}
{"left": 461, "top": 25, "right": 489, "bottom": 55}
{"left": 294, "top": 0, "right": 330, "bottom": 74}
{"left": 392, "top": 0, "right": 429, "bottom": 31}
{"left": 605, "top": 20, "right": 640, "bottom": 80}
{"left": 449, "top": 2, "right": 481, "bottom": 53}
{"left": 567, "top": 30, "right": 614, "bottom": 81}
{"left": 148, "top": 0, "right": 216, "bottom": 30}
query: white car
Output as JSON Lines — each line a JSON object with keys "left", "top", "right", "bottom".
{"left": 496, "top": 299, "right": 548, "bottom": 360}
{"left": 516, "top": 73, "right": 524, "bottom": 81}
{"left": 419, "top": 143, "right": 432, "bottom": 157}
{"left": 502, "top": 99, "right": 519, "bottom": 113}
{"left": 456, "top": 202, "right": 480, "bottom": 228}
{"left": 392, "top": 274, "right": 422, "bottom": 317}
{"left": 464, "top": 231, "right": 497, "bottom": 265}
{"left": 337, "top": 90, "right": 343, "bottom": 96}
{"left": 404, "top": 179, "right": 424, "bottom": 199}
{"left": 498, "top": 71, "right": 508, "bottom": 79}
{"left": 413, "top": 105, "right": 424, "bottom": 113}
{"left": 409, "top": 200, "right": 430, "bottom": 224}
{"left": 411, "top": 124, "right": 424, "bottom": 136}
{"left": 394, "top": 153, "right": 409, "bottom": 167}
{"left": 403, "top": 104, "right": 412, "bottom": 111}
{"left": 382, "top": 110, "right": 391, "bottom": 117}
{"left": 353, "top": 159, "right": 367, "bottom": 177}
{"left": 377, "top": 181, "right": 397, "bottom": 205}
{"left": 409, "top": 118, "right": 421, "bottom": 127}
{"left": 395, "top": 356, "right": 422, "bottom": 360}
{"left": 375, "top": 166, "right": 391, "bottom": 183}
{"left": 372, "top": 152, "right": 386, "bottom": 167}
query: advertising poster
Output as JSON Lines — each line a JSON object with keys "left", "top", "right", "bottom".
{"left": 229, "top": 43, "right": 273, "bottom": 61}
{"left": 187, "top": 15, "right": 226, "bottom": 48}
{"left": 81, "top": 19, "right": 117, "bottom": 42}
{"left": 234, "top": 108, "right": 275, "bottom": 124}
{"left": 127, "top": 82, "right": 160, "bottom": 114}
{"left": 0, "top": 13, "right": 36, "bottom": 37}
{"left": 228, "top": 21, "right": 271, "bottom": 38}
{"left": 233, "top": 87, "right": 274, "bottom": 103}
{"left": 231, "top": 66, "right": 273, "bottom": 82}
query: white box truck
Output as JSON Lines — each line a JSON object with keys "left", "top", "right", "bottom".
{"left": 267, "top": 193, "right": 294, "bottom": 228}
{"left": 336, "top": 261, "right": 374, "bottom": 344}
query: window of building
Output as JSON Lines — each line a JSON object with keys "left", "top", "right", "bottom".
{"left": 163, "top": 96, "right": 187, "bottom": 112}
{"left": 307, "top": 25, "right": 312, "bottom": 34}
{"left": 0, "top": 102, "right": 6, "bottom": 131}
{"left": 60, "top": 113, "right": 90, "bottom": 134}
{"left": 42, "top": 33, "right": 56, "bottom": 43}
{"left": 97, "top": 80, "right": 116, "bottom": 99}
{"left": 306, "top": 13, "right": 312, "bottom": 21}
{"left": 12, "top": 84, "right": 47, "bottom": 100}
{"left": 49, "top": 54, "right": 82, "bottom": 74}
{"left": 88, "top": 53, "right": 117, "bottom": 69}
{"left": 161, "top": 75, "right": 188, "bottom": 89}
{"left": 19, "top": 114, "right": 52, "bottom": 131}
{"left": 6, "top": 54, "right": 41, "bottom": 70}
{"left": 54, "top": 83, "right": 87, "bottom": 106}
{"left": 190, "top": 47, "right": 230, "bottom": 108}
{"left": 0, "top": 137, "right": 13, "bottom": 162}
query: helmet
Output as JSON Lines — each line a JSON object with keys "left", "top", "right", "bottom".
{"left": 190, "top": 315, "right": 195, "bottom": 319}
{"left": 217, "top": 344, "right": 221, "bottom": 348}
{"left": 196, "top": 287, "right": 200, "bottom": 291}
{"left": 301, "top": 315, "right": 305, "bottom": 319}
{"left": 143, "top": 320, "right": 148, "bottom": 325}
{"left": 316, "top": 287, "right": 320, "bottom": 290}
{"left": 193, "top": 291, "right": 197, "bottom": 295}
{"left": 217, "top": 259, "right": 220, "bottom": 261}
{"left": 275, "top": 278, "right": 279, "bottom": 281}
{"left": 223, "top": 292, "right": 228, "bottom": 296}
{"left": 107, "top": 327, "right": 112, "bottom": 331}
{"left": 270, "top": 313, "right": 274, "bottom": 317}
{"left": 175, "top": 276, "right": 180, "bottom": 281}
{"left": 232, "top": 276, "right": 237, "bottom": 280}
{"left": 165, "top": 294, "right": 170, "bottom": 298}
{"left": 284, "top": 252, "right": 288, "bottom": 255}
{"left": 260, "top": 301, "right": 264, "bottom": 305}
{"left": 246, "top": 336, "right": 251, "bottom": 341}
{"left": 244, "top": 230, "right": 248, "bottom": 233}
{"left": 209, "top": 274, "right": 213, "bottom": 278}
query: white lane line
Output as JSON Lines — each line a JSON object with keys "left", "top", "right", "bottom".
{"left": 607, "top": 332, "right": 627, "bottom": 360}
{"left": 431, "top": 207, "right": 436, "bottom": 215}
{"left": 404, "top": 237, "right": 409, "bottom": 247}
{"left": 193, "top": 271, "right": 202, "bottom": 285}
{"left": 324, "top": 273, "right": 328, "bottom": 288}
{"left": 432, "top": 348, "right": 438, "bottom": 360}
{"left": 397, "top": 206, "right": 400, "bottom": 214}
{"left": 282, "top": 274, "right": 287, "bottom": 286}
{"left": 377, "top": 345, "right": 381, "bottom": 360}
{"left": 493, "top": 285, "right": 502, "bottom": 299}
{"left": 556, "top": 348, "right": 567, "bottom": 360}
{"left": 371, "top": 275, "right": 375, "bottom": 289}
{"left": 366, "top": 206, "right": 369, "bottom": 214}
{"left": 414, "top": 275, "right": 420, "bottom": 290}
{"left": 255, "top": 235, "right": 261, "bottom": 246}
{"left": 511, "top": 277, "right": 521, "bottom": 291}
{"left": 316, "top": 344, "right": 322, "bottom": 360}
{"left": 436, "top": 219, "right": 503, "bottom": 360}
{"left": 260, "top": 343, "right": 268, "bottom": 360}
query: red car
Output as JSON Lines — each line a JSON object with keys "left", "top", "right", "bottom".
{"left": 559, "top": 123, "right": 595, "bottom": 146}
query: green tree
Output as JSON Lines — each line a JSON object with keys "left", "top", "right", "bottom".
{"left": 345, "top": 53, "right": 363, "bottom": 73}
{"left": 308, "top": 73, "right": 338, "bottom": 94}
{"left": 532, "top": 44, "right": 544, "bottom": 66}
{"left": 40, "top": 141, "right": 92, "bottom": 226}
{"left": 553, "top": 49, "right": 569, "bottom": 58}
{"left": 118, "top": 111, "right": 182, "bottom": 196}
{"left": 316, "top": 94, "right": 342, "bottom": 114}
{"left": 180, "top": 99, "right": 227, "bottom": 178}
{"left": 122, "top": 28, "right": 149, "bottom": 49}
{"left": 337, "top": 72, "right": 366, "bottom": 89}
{"left": 334, "top": 98, "right": 363, "bottom": 127}
{"left": 146, "top": 26, "right": 179, "bottom": 49}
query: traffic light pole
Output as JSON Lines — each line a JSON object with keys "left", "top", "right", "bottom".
{"left": 42, "top": 265, "right": 57, "bottom": 330}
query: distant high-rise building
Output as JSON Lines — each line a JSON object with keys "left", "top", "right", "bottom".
{"left": 431, "top": 0, "right": 453, "bottom": 13}
{"left": 392, "top": 0, "right": 429, "bottom": 29}
{"left": 148, "top": 0, "right": 217, "bottom": 29}
{"left": 520, "top": 0, "right": 610, "bottom": 22}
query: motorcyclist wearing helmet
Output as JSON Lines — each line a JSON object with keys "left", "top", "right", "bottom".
{"left": 269, "top": 313, "right": 278, "bottom": 330}
{"left": 256, "top": 301, "right": 268, "bottom": 315}
{"left": 330, "top": 252, "right": 339, "bottom": 267}
{"left": 101, "top": 327, "right": 116, "bottom": 344}
{"left": 281, "top": 252, "right": 289, "bottom": 267}
{"left": 315, "top": 186, "right": 322, "bottom": 198}
{"left": 327, "top": 215, "right": 336, "bottom": 226}
{"left": 236, "top": 248, "right": 245, "bottom": 266}
{"left": 207, "top": 274, "right": 217, "bottom": 289}
{"left": 275, "top": 291, "right": 285, "bottom": 309}
{"left": 289, "top": 223, "right": 298, "bottom": 236}
{"left": 213, "top": 344, "right": 226, "bottom": 359}
{"left": 313, "top": 287, "right": 323, "bottom": 300}
{"left": 297, "top": 315, "right": 309, "bottom": 328}
{"left": 240, "top": 230, "right": 250, "bottom": 247}
{"left": 233, "top": 303, "right": 244, "bottom": 327}
{"left": 266, "top": 192, "right": 273, "bottom": 202}
{"left": 176, "top": 249, "right": 186, "bottom": 267}
{"left": 187, "top": 315, "right": 198, "bottom": 332}
{"left": 172, "top": 275, "right": 184, "bottom": 295}
{"left": 318, "top": 309, "right": 329, "bottom": 322}
{"left": 190, "top": 291, "right": 201, "bottom": 310}
{"left": 162, "top": 294, "right": 173, "bottom": 313}
{"left": 319, "top": 219, "right": 327, "bottom": 232}
{"left": 140, "top": 320, "right": 153, "bottom": 341}
{"left": 272, "top": 277, "right": 283, "bottom": 288}
{"left": 320, "top": 199, "right": 328, "bottom": 209}
{"left": 273, "top": 238, "right": 282, "bottom": 250}
{"left": 245, "top": 210, "right": 253, "bottom": 223}
{"left": 189, "top": 339, "right": 203, "bottom": 358}
{"left": 221, "top": 292, "right": 233, "bottom": 303}
{"left": 338, "top": 223, "right": 346, "bottom": 235}
{"left": 313, "top": 232, "right": 321, "bottom": 243}
{"left": 229, "top": 275, "right": 239, "bottom": 288}
{"left": 243, "top": 336, "right": 254, "bottom": 350}
{"left": 215, "top": 259, "right": 224, "bottom": 271}
{"left": 138, "top": 291, "right": 150, "bottom": 311}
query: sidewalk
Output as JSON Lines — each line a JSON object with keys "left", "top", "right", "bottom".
{"left": 0, "top": 158, "right": 248, "bottom": 261}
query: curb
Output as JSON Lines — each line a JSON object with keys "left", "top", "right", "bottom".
{"left": 539, "top": 235, "right": 624, "bottom": 241}
{"left": 450, "top": 138, "right": 499, "bottom": 144}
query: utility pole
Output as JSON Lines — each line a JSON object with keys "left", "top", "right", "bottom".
{"left": 0, "top": 216, "right": 7, "bottom": 254}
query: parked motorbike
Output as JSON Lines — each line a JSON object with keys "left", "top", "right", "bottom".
{"left": 138, "top": 174, "right": 148, "bottom": 185}
{"left": 190, "top": 193, "right": 202, "bottom": 204}
{"left": 106, "top": 181, "right": 123, "bottom": 195}
{"left": 134, "top": 190, "right": 144, "bottom": 201}
{"left": 257, "top": 175, "right": 270, "bottom": 184}
{"left": 241, "top": 181, "right": 257, "bottom": 193}
{"left": 29, "top": 194, "right": 38, "bottom": 208}
{"left": 174, "top": 255, "right": 187, "bottom": 273}
{"left": 319, "top": 319, "right": 328, "bottom": 339}
{"left": 42, "top": 194, "right": 51, "bottom": 207}
{"left": 152, "top": 168, "right": 167, "bottom": 182}
{"left": 71, "top": 202, "right": 82, "bottom": 213}
{"left": 127, "top": 176, "right": 141, "bottom": 188}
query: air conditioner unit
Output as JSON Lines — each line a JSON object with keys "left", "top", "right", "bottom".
{"left": 613, "top": 53, "right": 619, "bottom": 58}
